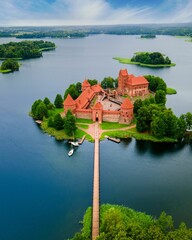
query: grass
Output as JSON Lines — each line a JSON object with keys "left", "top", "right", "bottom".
{"left": 39, "top": 47, "right": 56, "bottom": 52}
{"left": 77, "top": 123, "right": 89, "bottom": 129}
{"left": 41, "top": 121, "right": 93, "bottom": 141}
{"left": 113, "top": 57, "right": 176, "bottom": 68}
{"left": 100, "top": 121, "right": 129, "bottom": 130}
{"left": 166, "top": 88, "right": 177, "bottom": 95}
{"left": 0, "top": 69, "right": 12, "bottom": 73}
{"left": 48, "top": 107, "right": 63, "bottom": 117}
{"left": 76, "top": 118, "right": 93, "bottom": 124}
{"left": 101, "top": 127, "right": 177, "bottom": 143}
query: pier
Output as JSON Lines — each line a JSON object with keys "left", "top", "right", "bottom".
{"left": 92, "top": 123, "right": 100, "bottom": 240}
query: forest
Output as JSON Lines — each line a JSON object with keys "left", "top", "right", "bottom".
{"left": 0, "top": 23, "right": 192, "bottom": 39}
{"left": 131, "top": 52, "right": 172, "bottom": 65}
{"left": 0, "top": 40, "right": 55, "bottom": 59}
{"left": 72, "top": 204, "right": 192, "bottom": 240}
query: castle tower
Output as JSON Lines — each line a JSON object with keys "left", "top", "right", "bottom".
{"left": 92, "top": 102, "right": 103, "bottom": 123}
{"left": 82, "top": 79, "right": 91, "bottom": 92}
{"left": 119, "top": 98, "right": 133, "bottom": 124}
{"left": 118, "top": 69, "right": 129, "bottom": 95}
{"left": 63, "top": 94, "right": 76, "bottom": 115}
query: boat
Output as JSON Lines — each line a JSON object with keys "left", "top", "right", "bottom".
{"left": 70, "top": 141, "right": 79, "bottom": 147}
{"left": 68, "top": 148, "right": 74, "bottom": 156}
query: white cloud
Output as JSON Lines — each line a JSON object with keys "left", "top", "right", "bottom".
{"left": 0, "top": 0, "right": 191, "bottom": 26}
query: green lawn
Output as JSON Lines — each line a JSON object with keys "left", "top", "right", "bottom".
{"left": 77, "top": 123, "right": 89, "bottom": 129}
{"left": 76, "top": 118, "right": 93, "bottom": 124}
{"left": 101, "top": 127, "right": 177, "bottom": 142}
{"left": 0, "top": 69, "right": 12, "bottom": 73}
{"left": 113, "top": 57, "right": 176, "bottom": 68}
{"left": 100, "top": 121, "right": 129, "bottom": 130}
{"left": 41, "top": 121, "right": 93, "bottom": 141}
{"left": 166, "top": 88, "right": 177, "bottom": 95}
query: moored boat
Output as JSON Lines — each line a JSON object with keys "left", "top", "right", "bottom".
{"left": 68, "top": 148, "right": 74, "bottom": 156}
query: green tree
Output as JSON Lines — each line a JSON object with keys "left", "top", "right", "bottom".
{"left": 64, "top": 84, "right": 79, "bottom": 100}
{"left": 31, "top": 99, "right": 42, "bottom": 117}
{"left": 63, "top": 110, "right": 76, "bottom": 136}
{"left": 1, "top": 59, "right": 19, "bottom": 72}
{"left": 155, "top": 90, "right": 166, "bottom": 105}
{"left": 43, "top": 97, "right": 50, "bottom": 106}
{"left": 75, "top": 82, "right": 82, "bottom": 93}
{"left": 136, "top": 106, "right": 152, "bottom": 132}
{"left": 54, "top": 94, "right": 63, "bottom": 108}
{"left": 101, "top": 77, "right": 115, "bottom": 89}
{"left": 53, "top": 113, "right": 64, "bottom": 130}
{"left": 34, "top": 102, "right": 48, "bottom": 120}
{"left": 88, "top": 79, "right": 98, "bottom": 86}
{"left": 133, "top": 99, "right": 143, "bottom": 115}
{"left": 185, "top": 112, "right": 192, "bottom": 130}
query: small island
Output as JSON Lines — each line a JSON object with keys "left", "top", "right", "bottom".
{"left": 0, "top": 40, "right": 56, "bottom": 60}
{"left": 140, "top": 34, "right": 156, "bottom": 38}
{"left": 114, "top": 52, "right": 176, "bottom": 68}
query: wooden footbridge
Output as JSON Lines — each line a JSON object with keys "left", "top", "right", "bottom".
{"left": 92, "top": 123, "right": 100, "bottom": 240}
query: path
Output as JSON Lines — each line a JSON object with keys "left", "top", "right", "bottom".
{"left": 92, "top": 122, "right": 100, "bottom": 240}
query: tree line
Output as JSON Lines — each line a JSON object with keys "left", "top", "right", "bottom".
{"left": 0, "top": 40, "right": 55, "bottom": 59}
{"left": 131, "top": 52, "right": 172, "bottom": 65}
{"left": 72, "top": 204, "right": 192, "bottom": 240}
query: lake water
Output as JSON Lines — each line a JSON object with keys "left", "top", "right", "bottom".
{"left": 0, "top": 35, "right": 192, "bottom": 240}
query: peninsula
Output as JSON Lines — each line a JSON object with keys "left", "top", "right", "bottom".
{"left": 114, "top": 52, "right": 176, "bottom": 68}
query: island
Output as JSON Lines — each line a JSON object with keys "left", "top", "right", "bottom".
{"left": 30, "top": 68, "right": 191, "bottom": 143}
{"left": 0, "top": 40, "right": 56, "bottom": 60}
{"left": 0, "top": 59, "right": 20, "bottom": 73}
{"left": 140, "top": 34, "right": 156, "bottom": 38}
{"left": 114, "top": 52, "right": 176, "bottom": 68}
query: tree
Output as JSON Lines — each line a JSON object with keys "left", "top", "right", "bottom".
{"left": 101, "top": 77, "right": 115, "bottom": 89}
{"left": 136, "top": 106, "right": 152, "bottom": 132}
{"left": 75, "top": 82, "right": 82, "bottom": 93}
{"left": 53, "top": 113, "right": 64, "bottom": 130}
{"left": 34, "top": 102, "right": 48, "bottom": 120}
{"left": 31, "top": 99, "right": 42, "bottom": 117}
{"left": 43, "top": 97, "right": 50, "bottom": 106}
{"left": 88, "top": 79, "right": 98, "bottom": 86}
{"left": 64, "top": 84, "right": 79, "bottom": 100}
{"left": 54, "top": 94, "right": 63, "bottom": 108}
{"left": 1, "top": 59, "right": 19, "bottom": 72}
{"left": 185, "top": 112, "right": 192, "bottom": 130}
{"left": 63, "top": 110, "right": 76, "bottom": 136}
{"left": 134, "top": 99, "right": 143, "bottom": 115}
{"left": 155, "top": 90, "right": 166, "bottom": 105}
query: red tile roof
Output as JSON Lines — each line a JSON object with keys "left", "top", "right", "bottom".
{"left": 75, "top": 87, "right": 95, "bottom": 109}
{"left": 64, "top": 94, "right": 76, "bottom": 106}
{"left": 91, "top": 84, "right": 104, "bottom": 93}
{"left": 119, "top": 69, "right": 128, "bottom": 76}
{"left": 92, "top": 102, "right": 103, "bottom": 110}
{"left": 82, "top": 79, "right": 91, "bottom": 87}
{"left": 121, "top": 98, "right": 133, "bottom": 109}
{"left": 128, "top": 76, "right": 148, "bottom": 86}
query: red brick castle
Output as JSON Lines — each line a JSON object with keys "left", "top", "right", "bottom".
{"left": 63, "top": 69, "right": 149, "bottom": 124}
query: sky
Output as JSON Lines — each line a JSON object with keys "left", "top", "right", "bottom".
{"left": 0, "top": 0, "right": 192, "bottom": 26}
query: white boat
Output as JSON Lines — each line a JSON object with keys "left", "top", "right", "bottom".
{"left": 68, "top": 148, "right": 74, "bottom": 156}
{"left": 71, "top": 141, "right": 79, "bottom": 147}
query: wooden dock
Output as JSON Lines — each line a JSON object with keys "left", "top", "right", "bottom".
{"left": 106, "top": 136, "right": 121, "bottom": 143}
{"left": 92, "top": 123, "right": 100, "bottom": 240}
{"left": 78, "top": 135, "right": 85, "bottom": 145}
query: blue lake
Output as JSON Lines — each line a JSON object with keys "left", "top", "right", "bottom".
{"left": 0, "top": 35, "right": 192, "bottom": 240}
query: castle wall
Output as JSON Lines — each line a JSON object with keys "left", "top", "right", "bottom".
{"left": 76, "top": 109, "right": 92, "bottom": 120}
{"left": 103, "top": 110, "right": 120, "bottom": 122}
